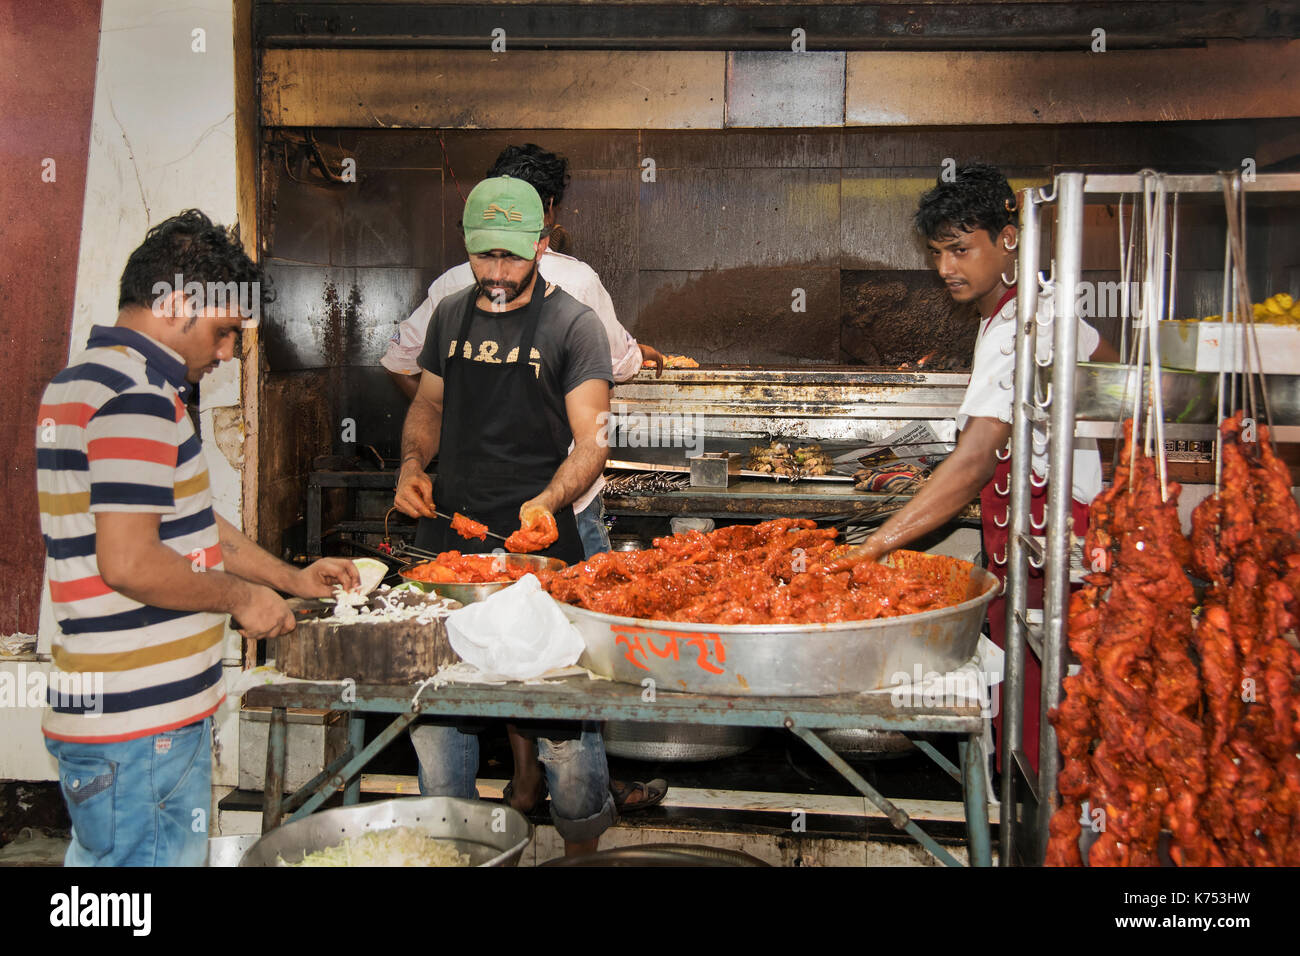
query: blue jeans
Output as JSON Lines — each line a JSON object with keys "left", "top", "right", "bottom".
{"left": 45, "top": 718, "right": 211, "bottom": 867}
{"left": 408, "top": 721, "right": 616, "bottom": 843}
{"left": 575, "top": 495, "right": 611, "bottom": 559}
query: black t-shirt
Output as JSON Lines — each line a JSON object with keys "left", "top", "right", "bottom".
{"left": 416, "top": 282, "right": 613, "bottom": 468}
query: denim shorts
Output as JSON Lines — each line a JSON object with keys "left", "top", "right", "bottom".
{"left": 408, "top": 719, "right": 616, "bottom": 843}
{"left": 45, "top": 718, "right": 212, "bottom": 867}
{"left": 575, "top": 495, "right": 611, "bottom": 559}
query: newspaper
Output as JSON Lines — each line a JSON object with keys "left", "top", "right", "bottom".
{"left": 832, "top": 420, "right": 957, "bottom": 471}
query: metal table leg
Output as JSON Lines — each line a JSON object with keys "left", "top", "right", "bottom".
{"left": 344, "top": 714, "right": 365, "bottom": 805}
{"left": 286, "top": 712, "right": 418, "bottom": 824}
{"left": 789, "top": 725, "right": 964, "bottom": 868}
{"left": 959, "top": 734, "right": 993, "bottom": 867}
{"left": 262, "top": 706, "right": 287, "bottom": 834}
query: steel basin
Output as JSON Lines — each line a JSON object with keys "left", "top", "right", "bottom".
{"left": 603, "top": 721, "right": 761, "bottom": 762}
{"left": 561, "top": 551, "right": 999, "bottom": 697}
{"left": 206, "top": 833, "right": 259, "bottom": 867}
{"left": 399, "top": 554, "right": 566, "bottom": 605}
{"left": 239, "top": 796, "right": 532, "bottom": 867}
{"left": 818, "top": 728, "right": 915, "bottom": 756}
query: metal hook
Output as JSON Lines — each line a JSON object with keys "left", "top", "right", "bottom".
{"left": 1030, "top": 512, "right": 1047, "bottom": 532}
{"left": 1034, "top": 379, "right": 1053, "bottom": 409}
{"left": 1001, "top": 261, "right": 1018, "bottom": 286}
{"left": 1028, "top": 550, "right": 1045, "bottom": 570}
{"left": 1030, "top": 471, "right": 1048, "bottom": 489}
{"left": 1034, "top": 349, "right": 1054, "bottom": 368}
{"left": 995, "top": 444, "right": 1012, "bottom": 461}
{"left": 1003, "top": 230, "right": 1019, "bottom": 251}
{"left": 1000, "top": 339, "right": 1016, "bottom": 356}
{"left": 992, "top": 477, "right": 1010, "bottom": 496}
{"left": 993, "top": 511, "right": 1009, "bottom": 528}
{"left": 998, "top": 375, "right": 1013, "bottom": 391}
{"left": 1037, "top": 271, "right": 1054, "bottom": 294}
{"left": 1037, "top": 181, "right": 1058, "bottom": 203}
{"left": 992, "top": 549, "right": 1007, "bottom": 567}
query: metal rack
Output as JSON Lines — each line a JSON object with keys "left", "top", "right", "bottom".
{"left": 1001, "top": 171, "right": 1300, "bottom": 866}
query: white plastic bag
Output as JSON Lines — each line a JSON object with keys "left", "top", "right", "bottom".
{"left": 445, "top": 574, "right": 585, "bottom": 680}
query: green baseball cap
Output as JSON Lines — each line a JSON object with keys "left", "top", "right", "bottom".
{"left": 463, "top": 176, "right": 544, "bottom": 260}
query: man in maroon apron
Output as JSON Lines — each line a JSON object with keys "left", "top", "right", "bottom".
{"left": 833, "top": 164, "right": 1117, "bottom": 773}
{"left": 393, "top": 176, "right": 616, "bottom": 856}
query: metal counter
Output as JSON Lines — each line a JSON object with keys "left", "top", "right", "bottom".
{"left": 246, "top": 677, "right": 993, "bottom": 867}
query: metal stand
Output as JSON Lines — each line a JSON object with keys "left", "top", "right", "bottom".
{"left": 1001, "top": 170, "right": 1300, "bottom": 865}
{"left": 248, "top": 678, "right": 994, "bottom": 866}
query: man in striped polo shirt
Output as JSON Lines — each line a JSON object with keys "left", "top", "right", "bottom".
{"left": 36, "top": 209, "right": 359, "bottom": 866}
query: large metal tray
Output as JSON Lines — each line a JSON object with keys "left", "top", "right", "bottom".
{"left": 240, "top": 796, "right": 532, "bottom": 867}
{"left": 560, "top": 551, "right": 999, "bottom": 697}
{"left": 399, "top": 554, "right": 566, "bottom": 605}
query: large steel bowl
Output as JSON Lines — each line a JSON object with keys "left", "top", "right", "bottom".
{"left": 239, "top": 796, "right": 532, "bottom": 867}
{"left": 560, "top": 551, "right": 999, "bottom": 697}
{"left": 603, "top": 722, "right": 762, "bottom": 762}
{"left": 399, "top": 554, "right": 566, "bottom": 605}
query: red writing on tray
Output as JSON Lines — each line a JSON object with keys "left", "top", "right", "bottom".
{"left": 611, "top": 624, "right": 727, "bottom": 675}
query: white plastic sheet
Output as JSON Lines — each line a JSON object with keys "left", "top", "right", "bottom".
{"left": 445, "top": 575, "right": 586, "bottom": 680}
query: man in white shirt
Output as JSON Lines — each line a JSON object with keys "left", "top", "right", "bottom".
{"left": 833, "top": 164, "right": 1119, "bottom": 770}
{"left": 383, "top": 144, "right": 663, "bottom": 558}
{"left": 383, "top": 144, "right": 667, "bottom": 813}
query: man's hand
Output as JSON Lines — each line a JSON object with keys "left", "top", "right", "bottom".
{"left": 519, "top": 498, "right": 554, "bottom": 526}
{"left": 395, "top": 464, "right": 437, "bottom": 519}
{"left": 825, "top": 537, "right": 887, "bottom": 573}
{"left": 638, "top": 343, "right": 665, "bottom": 378}
{"left": 290, "top": 558, "right": 361, "bottom": 598}
{"left": 231, "top": 582, "right": 296, "bottom": 640}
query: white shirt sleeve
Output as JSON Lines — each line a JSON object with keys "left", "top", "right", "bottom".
{"left": 542, "top": 253, "right": 641, "bottom": 383}
{"left": 955, "top": 296, "right": 1102, "bottom": 433}
{"left": 379, "top": 263, "right": 476, "bottom": 375}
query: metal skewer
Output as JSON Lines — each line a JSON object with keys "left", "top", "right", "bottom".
{"left": 433, "top": 510, "right": 509, "bottom": 542}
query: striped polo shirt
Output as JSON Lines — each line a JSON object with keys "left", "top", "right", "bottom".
{"left": 36, "top": 325, "right": 226, "bottom": 743}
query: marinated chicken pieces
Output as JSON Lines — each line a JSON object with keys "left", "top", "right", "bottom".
{"left": 450, "top": 512, "right": 489, "bottom": 541}
{"left": 1047, "top": 414, "right": 1300, "bottom": 867}
{"left": 543, "top": 518, "right": 967, "bottom": 625}
{"left": 505, "top": 511, "right": 559, "bottom": 554}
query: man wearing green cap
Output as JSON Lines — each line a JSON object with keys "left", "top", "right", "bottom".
{"left": 393, "top": 176, "right": 616, "bottom": 854}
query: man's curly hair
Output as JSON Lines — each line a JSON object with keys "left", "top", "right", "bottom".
{"left": 487, "top": 144, "right": 570, "bottom": 209}
{"left": 914, "top": 163, "right": 1017, "bottom": 242}
{"left": 118, "top": 209, "right": 268, "bottom": 322}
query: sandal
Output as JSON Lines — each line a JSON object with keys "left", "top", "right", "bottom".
{"left": 610, "top": 778, "right": 668, "bottom": 813}
{"left": 502, "top": 777, "right": 548, "bottom": 814}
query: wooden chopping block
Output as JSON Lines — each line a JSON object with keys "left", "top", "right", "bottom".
{"left": 274, "top": 600, "right": 461, "bottom": 683}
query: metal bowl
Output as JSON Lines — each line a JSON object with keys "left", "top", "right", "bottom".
{"left": 1074, "top": 362, "right": 1217, "bottom": 423}
{"left": 399, "top": 554, "right": 566, "bottom": 605}
{"left": 206, "top": 833, "right": 259, "bottom": 867}
{"left": 239, "top": 796, "right": 532, "bottom": 867}
{"left": 560, "top": 551, "right": 999, "bottom": 697}
{"left": 818, "top": 728, "right": 915, "bottom": 757}
{"left": 603, "top": 722, "right": 761, "bottom": 762}
{"left": 542, "top": 843, "right": 769, "bottom": 866}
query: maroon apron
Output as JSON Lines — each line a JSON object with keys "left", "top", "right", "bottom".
{"left": 976, "top": 286, "right": 1090, "bottom": 774}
